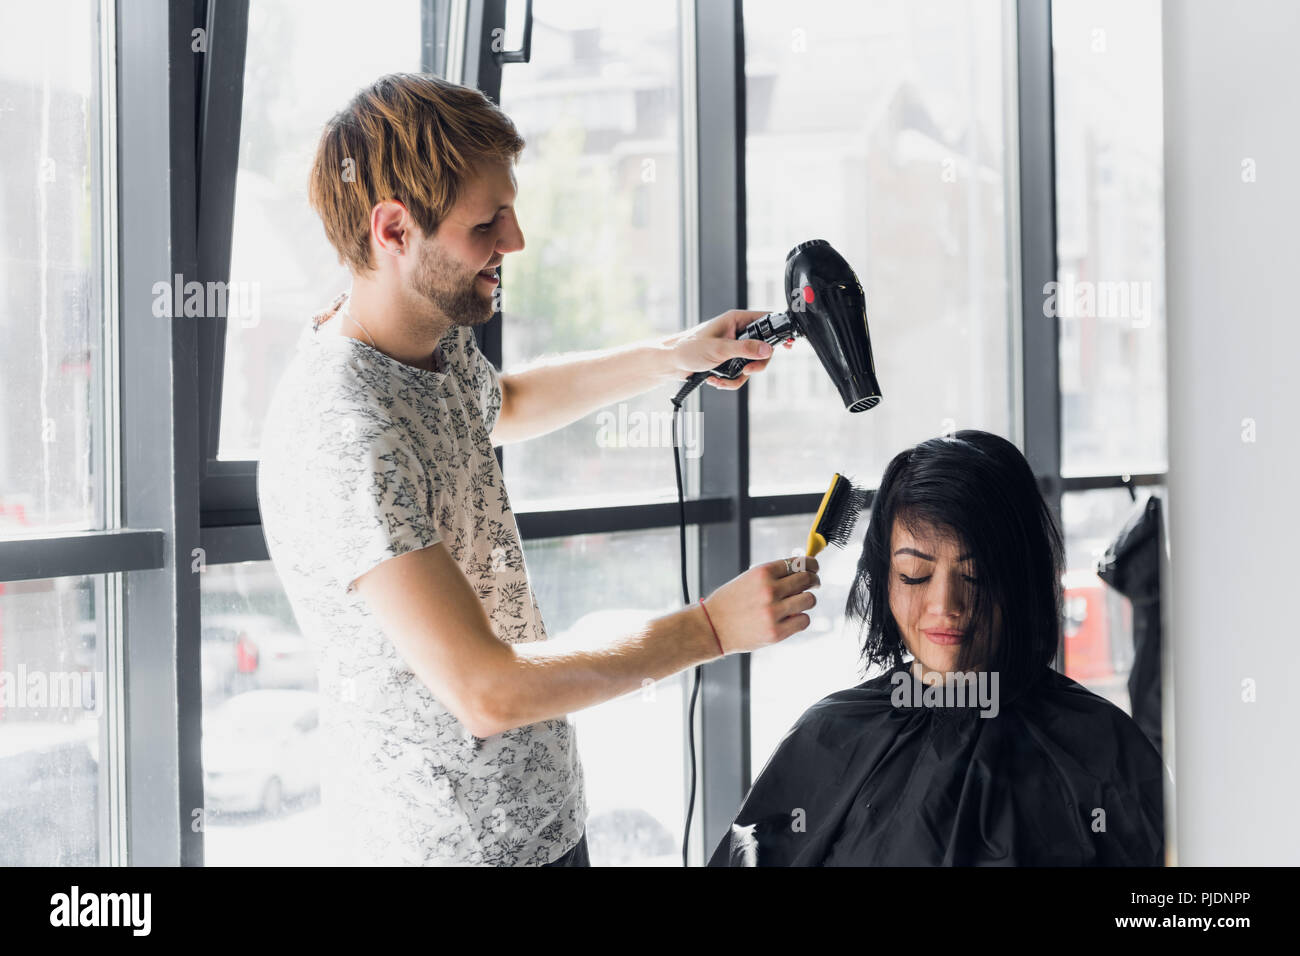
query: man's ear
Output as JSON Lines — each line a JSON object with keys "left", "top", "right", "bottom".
{"left": 371, "top": 199, "right": 410, "bottom": 258}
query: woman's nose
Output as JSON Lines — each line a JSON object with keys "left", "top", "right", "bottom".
{"left": 927, "top": 574, "right": 967, "bottom": 618}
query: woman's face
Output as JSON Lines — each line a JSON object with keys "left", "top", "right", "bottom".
{"left": 888, "top": 518, "right": 999, "bottom": 679}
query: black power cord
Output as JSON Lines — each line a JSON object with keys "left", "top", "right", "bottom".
{"left": 670, "top": 394, "right": 701, "bottom": 867}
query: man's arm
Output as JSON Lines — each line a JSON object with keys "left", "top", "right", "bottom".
{"left": 352, "top": 541, "right": 819, "bottom": 738}
{"left": 490, "top": 310, "right": 779, "bottom": 446}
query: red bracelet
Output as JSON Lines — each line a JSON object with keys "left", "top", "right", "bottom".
{"left": 698, "top": 598, "right": 724, "bottom": 657}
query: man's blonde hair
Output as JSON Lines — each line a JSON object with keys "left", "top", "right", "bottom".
{"left": 308, "top": 73, "right": 525, "bottom": 273}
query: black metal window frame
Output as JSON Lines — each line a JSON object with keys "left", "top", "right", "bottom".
{"left": 0, "top": 0, "right": 1167, "bottom": 865}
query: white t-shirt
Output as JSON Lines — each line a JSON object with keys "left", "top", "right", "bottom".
{"left": 257, "top": 290, "right": 586, "bottom": 866}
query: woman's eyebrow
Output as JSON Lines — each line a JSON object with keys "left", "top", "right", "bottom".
{"left": 893, "top": 547, "right": 974, "bottom": 561}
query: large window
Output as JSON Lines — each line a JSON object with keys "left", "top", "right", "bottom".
{"left": 1052, "top": 0, "right": 1166, "bottom": 477}
{"left": 0, "top": 575, "right": 103, "bottom": 866}
{"left": 219, "top": 0, "right": 426, "bottom": 460}
{"left": 499, "top": 0, "right": 689, "bottom": 510}
{"left": 743, "top": 0, "right": 1019, "bottom": 760}
{"left": 0, "top": 0, "right": 114, "bottom": 866}
{"left": 200, "top": 561, "right": 324, "bottom": 866}
{"left": 744, "top": 0, "right": 1017, "bottom": 497}
{"left": 494, "top": 0, "right": 694, "bottom": 865}
{"left": 1052, "top": 0, "right": 1167, "bottom": 712}
{"left": 523, "top": 529, "right": 685, "bottom": 866}
{"left": 748, "top": 515, "right": 863, "bottom": 772}
{"left": 0, "top": 0, "right": 107, "bottom": 534}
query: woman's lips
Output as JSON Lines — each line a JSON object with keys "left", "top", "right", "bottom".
{"left": 922, "top": 629, "right": 965, "bottom": 646}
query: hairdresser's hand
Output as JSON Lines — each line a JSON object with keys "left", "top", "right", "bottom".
{"left": 701, "top": 556, "right": 820, "bottom": 654}
{"left": 663, "top": 309, "right": 789, "bottom": 390}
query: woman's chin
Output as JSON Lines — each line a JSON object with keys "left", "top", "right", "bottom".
{"left": 910, "top": 642, "right": 971, "bottom": 679}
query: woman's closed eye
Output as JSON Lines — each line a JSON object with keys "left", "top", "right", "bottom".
{"left": 898, "top": 573, "right": 979, "bottom": 586}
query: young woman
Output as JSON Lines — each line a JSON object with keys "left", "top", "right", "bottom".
{"left": 709, "top": 430, "right": 1167, "bottom": 866}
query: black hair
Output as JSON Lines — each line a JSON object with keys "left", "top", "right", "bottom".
{"left": 845, "top": 429, "right": 1064, "bottom": 702}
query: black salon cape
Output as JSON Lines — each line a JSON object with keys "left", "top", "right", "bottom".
{"left": 708, "top": 662, "right": 1166, "bottom": 866}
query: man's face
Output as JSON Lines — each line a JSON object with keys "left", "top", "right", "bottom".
{"left": 408, "top": 159, "right": 524, "bottom": 326}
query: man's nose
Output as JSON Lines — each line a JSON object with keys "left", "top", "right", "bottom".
{"left": 499, "top": 214, "right": 525, "bottom": 254}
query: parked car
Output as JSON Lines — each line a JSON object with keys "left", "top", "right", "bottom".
{"left": 1063, "top": 569, "right": 1112, "bottom": 682}
{"left": 202, "top": 614, "right": 316, "bottom": 699}
{"left": 248, "top": 631, "right": 317, "bottom": 691}
{"left": 203, "top": 690, "right": 321, "bottom": 816}
{"left": 1063, "top": 567, "right": 1134, "bottom": 694}
{"left": 203, "top": 614, "right": 275, "bottom": 700}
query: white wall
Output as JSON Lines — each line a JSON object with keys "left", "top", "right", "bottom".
{"left": 1162, "top": 0, "right": 1300, "bottom": 865}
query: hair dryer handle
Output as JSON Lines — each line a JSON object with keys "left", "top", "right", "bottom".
{"left": 711, "top": 310, "right": 797, "bottom": 380}
{"left": 672, "top": 310, "right": 798, "bottom": 407}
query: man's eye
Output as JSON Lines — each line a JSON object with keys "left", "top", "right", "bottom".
{"left": 475, "top": 221, "right": 494, "bottom": 232}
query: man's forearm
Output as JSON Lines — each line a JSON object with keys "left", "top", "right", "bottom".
{"left": 492, "top": 336, "right": 680, "bottom": 445}
{"left": 476, "top": 604, "right": 720, "bottom": 735}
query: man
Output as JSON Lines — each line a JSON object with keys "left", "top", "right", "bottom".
{"left": 257, "top": 72, "right": 820, "bottom": 867}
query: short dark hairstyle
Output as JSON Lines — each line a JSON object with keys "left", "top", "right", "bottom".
{"left": 845, "top": 429, "right": 1064, "bottom": 701}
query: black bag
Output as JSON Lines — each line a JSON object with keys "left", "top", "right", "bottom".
{"left": 1096, "top": 494, "right": 1164, "bottom": 756}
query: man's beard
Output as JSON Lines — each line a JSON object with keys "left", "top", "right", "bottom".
{"left": 409, "top": 240, "right": 496, "bottom": 327}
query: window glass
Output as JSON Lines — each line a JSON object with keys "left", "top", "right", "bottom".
{"left": 219, "top": 0, "right": 424, "bottom": 460}
{"left": 523, "top": 527, "right": 685, "bottom": 865}
{"left": 499, "top": 1, "right": 688, "bottom": 509}
{"left": 1052, "top": 0, "right": 1167, "bottom": 476}
{"left": 0, "top": 0, "right": 105, "bottom": 532}
{"left": 199, "top": 537, "right": 688, "bottom": 868}
{"left": 0, "top": 574, "right": 103, "bottom": 865}
{"left": 200, "top": 561, "right": 324, "bottom": 865}
{"left": 743, "top": 0, "right": 1015, "bottom": 496}
{"left": 1061, "top": 487, "right": 1166, "bottom": 715}
{"left": 748, "top": 514, "right": 866, "bottom": 774}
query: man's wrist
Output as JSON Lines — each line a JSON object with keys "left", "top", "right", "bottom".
{"left": 697, "top": 598, "right": 725, "bottom": 657}
{"left": 680, "top": 602, "right": 724, "bottom": 663}
{"left": 646, "top": 338, "right": 683, "bottom": 386}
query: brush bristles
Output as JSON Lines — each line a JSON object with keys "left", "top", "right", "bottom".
{"left": 817, "top": 475, "right": 869, "bottom": 548}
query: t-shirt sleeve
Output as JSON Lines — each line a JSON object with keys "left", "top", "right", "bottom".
{"left": 461, "top": 326, "right": 503, "bottom": 435}
{"left": 322, "top": 422, "right": 443, "bottom": 594}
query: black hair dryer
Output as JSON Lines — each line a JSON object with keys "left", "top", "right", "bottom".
{"left": 672, "top": 239, "right": 882, "bottom": 412}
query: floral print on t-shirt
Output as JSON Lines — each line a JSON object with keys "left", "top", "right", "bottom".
{"left": 257, "top": 291, "right": 586, "bottom": 866}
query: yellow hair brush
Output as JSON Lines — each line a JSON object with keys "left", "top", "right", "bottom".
{"left": 805, "top": 473, "right": 869, "bottom": 557}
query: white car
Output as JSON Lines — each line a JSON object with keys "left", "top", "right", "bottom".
{"left": 203, "top": 690, "right": 321, "bottom": 816}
